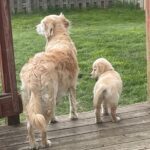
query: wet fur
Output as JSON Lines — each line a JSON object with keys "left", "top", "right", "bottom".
{"left": 91, "top": 58, "right": 122, "bottom": 123}
{"left": 20, "top": 14, "right": 79, "bottom": 149}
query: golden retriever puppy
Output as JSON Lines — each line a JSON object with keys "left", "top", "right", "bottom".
{"left": 91, "top": 58, "right": 122, "bottom": 123}
{"left": 20, "top": 13, "right": 79, "bottom": 149}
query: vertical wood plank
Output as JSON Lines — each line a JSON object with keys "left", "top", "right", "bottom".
{"left": 69, "top": 0, "right": 75, "bottom": 8}
{"left": 140, "top": 0, "right": 145, "bottom": 9}
{"left": 26, "top": 0, "right": 32, "bottom": 13}
{"left": 146, "top": 0, "right": 150, "bottom": 101}
{"left": 47, "top": 0, "right": 50, "bottom": 8}
{"left": 0, "top": 45, "right": 4, "bottom": 94}
{"left": 17, "top": 0, "right": 22, "bottom": 13}
{"left": 105, "top": 0, "right": 109, "bottom": 8}
{"left": 82, "top": 0, "right": 86, "bottom": 8}
{"left": 49, "top": 0, "right": 55, "bottom": 8}
{"left": 43, "top": 0, "right": 48, "bottom": 10}
{"left": 36, "top": 0, "right": 40, "bottom": 10}
{"left": 9, "top": 0, "right": 15, "bottom": 14}
{"left": 74, "top": 0, "right": 78, "bottom": 8}
{"left": 97, "top": 0, "right": 101, "bottom": 8}
{"left": 60, "top": 0, "right": 63, "bottom": 8}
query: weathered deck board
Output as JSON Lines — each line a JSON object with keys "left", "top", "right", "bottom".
{"left": 0, "top": 107, "right": 149, "bottom": 141}
{"left": 0, "top": 102, "right": 150, "bottom": 150}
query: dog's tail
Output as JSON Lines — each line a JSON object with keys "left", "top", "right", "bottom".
{"left": 93, "top": 85, "right": 106, "bottom": 108}
{"left": 27, "top": 90, "right": 47, "bottom": 132}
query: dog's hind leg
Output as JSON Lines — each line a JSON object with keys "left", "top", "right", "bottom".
{"left": 41, "top": 82, "right": 58, "bottom": 123}
{"left": 50, "top": 99, "right": 58, "bottom": 123}
{"left": 110, "top": 105, "right": 120, "bottom": 122}
{"left": 93, "top": 90, "right": 104, "bottom": 124}
{"left": 94, "top": 97, "right": 103, "bottom": 124}
{"left": 27, "top": 121, "right": 39, "bottom": 150}
{"left": 69, "top": 87, "right": 78, "bottom": 120}
{"left": 41, "top": 131, "right": 51, "bottom": 148}
{"left": 95, "top": 107, "right": 102, "bottom": 124}
{"left": 102, "top": 101, "right": 109, "bottom": 116}
{"left": 49, "top": 82, "right": 58, "bottom": 123}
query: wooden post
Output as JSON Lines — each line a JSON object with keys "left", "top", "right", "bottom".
{"left": 0, "top": 0, "right": 22, "bottom": 125}
{"left": 146, "top": 0, "right": 150, "bottom": 101}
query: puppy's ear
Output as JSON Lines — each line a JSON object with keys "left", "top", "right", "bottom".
{"left": 43, "top": 21, "right": 54, "bottom": 38}
{"left": 98, "top": 62, "right": 114, "bottom": 74}
{"left": 59, "top": 13, "right": 70, "bottom": 28}
{"left": 97, "top": 63, "right": 105, "bottom": 74}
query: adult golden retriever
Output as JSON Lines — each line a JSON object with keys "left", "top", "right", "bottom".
{"left": 20, "top": 13, "right": 79, "bottom": 149}
{"left": 91, "top": 58, "right": 122, "bottom": 123}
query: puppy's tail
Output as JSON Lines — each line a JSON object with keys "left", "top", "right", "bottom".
{"left": 93, "top": 86, "right": 106, "bottom": 108}
{"left": 27, "top": 91, "right": 47, "bottom": 132}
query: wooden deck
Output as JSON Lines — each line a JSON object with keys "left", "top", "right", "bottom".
{"left": 1, "top": 102, "right": 150, "bottom": 150}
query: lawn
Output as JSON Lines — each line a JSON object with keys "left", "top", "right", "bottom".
{"left": 1, "top": 7, "right": 146, "bottom": 123}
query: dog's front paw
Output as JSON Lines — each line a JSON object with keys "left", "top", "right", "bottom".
{"left": 41, "top": 140, "right": 52, "bottom": 148}
{"left": 45, "top": 140, "right": 52, "bottom": 148}
{"left": 112, "top": 116, "right": 121, "bottom": 123}
{"left": 70, "top": 112, "right": 78, "bottom": 120}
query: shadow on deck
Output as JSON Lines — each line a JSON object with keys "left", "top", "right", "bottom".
{"left": 0, "top": 102, "right": 150, "bottom": 150}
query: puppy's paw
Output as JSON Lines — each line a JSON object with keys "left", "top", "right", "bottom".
{"left": 70, "top": 112, "right": 78, "bottom": 120}
{"left": 29, "top": 143, "right": 39, "bottom": 150}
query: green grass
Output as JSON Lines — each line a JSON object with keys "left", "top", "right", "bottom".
{"left": 0, "top": 7, "right": 147, "bottom": 123}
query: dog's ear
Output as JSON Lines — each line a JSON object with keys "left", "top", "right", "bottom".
{"left": 59, "top": 13, "right": 70, "bottom": 28}
{"left": 36, "top": 20, "right": 54, "bottom": 38}
{"left": 98, "top": 61, "right": 114, "bottom": 74}
{"left": 43, "top": 21, "right": 54, "bottom": 38}
{"left": 97, "top": 63, "right": 106, "bottom": 74}
{"left": 60, "top": 12, "right": 64, "bottom": 17}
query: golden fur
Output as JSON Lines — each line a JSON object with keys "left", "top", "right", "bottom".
{"left": 91, "top": 58, "right": 122, "bottom": 123}
{"left": 20, "top": 13, "right": 79, "bottom": 149}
